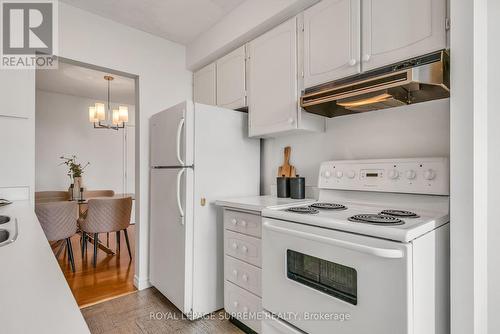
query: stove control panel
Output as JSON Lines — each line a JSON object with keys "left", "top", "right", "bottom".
{"left": 318, "top": 157, "right": 449, "bottom": 195}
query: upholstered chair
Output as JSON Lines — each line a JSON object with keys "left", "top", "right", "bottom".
{"left": 83, "top": 190, "right": 115, "bottom": 198}
{"left": 35, "top": 191, "right": 70, "bottom": 202}
{"left": 79, "top": 197, "right": 132, "bottom": 267}
{"left": 35, "top": 201, "right": 78, "bottom": 272}
{"left": 79, "top": 190, "right": 116, "bottom": 244}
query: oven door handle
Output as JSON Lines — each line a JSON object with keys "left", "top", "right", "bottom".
{"left": 263, "top": 221, "right": 404, "bottom": 259}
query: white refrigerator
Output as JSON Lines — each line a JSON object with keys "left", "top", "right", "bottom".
{"left": 149, "top": 101, "right": 260, "bottom": 319}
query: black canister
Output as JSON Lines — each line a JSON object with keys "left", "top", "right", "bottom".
{"left": 276, "top": 177, "right": 290, "bottom": 198}
{"left": 290, "top": 175, "right": 305, "bottom": 199}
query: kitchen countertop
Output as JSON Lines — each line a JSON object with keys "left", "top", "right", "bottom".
{"left": 215, "top": 195, "right": 316, "bottom": 213}
{"left": 0, "top": 201, "right": 90, "bottom": 334}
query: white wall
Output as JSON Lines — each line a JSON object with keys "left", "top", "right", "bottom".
{"left": 449, "top": 0, "right": 481, "bottom": 333}
{"left": 261, "top": 99, "right": 450, "bottom": 196}
{"left": 0, "top": 2, "right": 192, "bottom": 289}
{"left": 186, "top": 0, "right": 319, "bottom": 70}
{"left": 35, "top": 90, "right": 135, "bottom": 194}
{"left": 486, "top": 1, "right": 500, "bottom": 333}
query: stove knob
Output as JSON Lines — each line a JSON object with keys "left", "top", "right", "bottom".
{"left": 388, "top": 169, "right": 399, "bottom": 180}
{"left": 323, "top": 170, "right": 331, "bottom": 179}
{"left": 424, "top": 169, "right": 436, "bottom": 180}
{"left": 347, "top": 170, "right": 356, "bottom": 179}
{"left": 336, "top": 171, "right": 343, "bottom": 179}
{"left": 406, "top": 170, "right": 417, "bottom": 180}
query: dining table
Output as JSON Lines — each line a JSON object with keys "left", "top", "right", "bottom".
{"left": 37, "top": 193, "right": 135, "bottom": 256}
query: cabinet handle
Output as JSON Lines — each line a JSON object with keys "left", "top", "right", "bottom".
{"left": 232, "top": 269, "right": 238, "bottom": 276}
{"left": 232, "top": 243, "right": 238, "bottom": 249}
{"left": 241, "top": 246, "right": 248, "bottom": 253}
{"left": 242, "top": 274, "right": 248, "bottom": 282}
{"left": 362, "top": 54, "right": 371, "bottom": 62}
{"left": 231, "top": 218, "right": 237, "bottom": 225}
{"left": 233, "top": 301, "right": 239, "bottom": 308}
{"left": 240, "top": 220, "right": 247, "bottom": 227}
{"left": 348, "top": 59, "right": 357, "bottom": 66}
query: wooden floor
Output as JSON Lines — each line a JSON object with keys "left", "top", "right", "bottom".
{"left": 81, "top": 288, "right": 242, "bottom": 334}
{"left": 56, "top": 225, "right": 137, "bottom": 308}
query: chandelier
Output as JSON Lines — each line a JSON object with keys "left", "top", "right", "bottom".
{"left": 88, "top": 75, "right": 128, "bottom": 130}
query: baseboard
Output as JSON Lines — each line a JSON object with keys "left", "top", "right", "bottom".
{"left": 134, "top": 275, "right": 152, "bottom": 290}
{"left": 230, "top": 317, "right": 258, "bottom": 334}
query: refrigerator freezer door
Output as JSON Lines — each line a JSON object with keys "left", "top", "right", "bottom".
{"left": 150, "top": 101, "right": 194, "bottom": 167}
{"left": 150, "top": 167, "right": 194, "bottom": 317}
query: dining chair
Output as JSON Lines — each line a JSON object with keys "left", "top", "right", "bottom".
{"left": 35, "top": 191, "right": 70, "bottom": 202}
{"left": 80, "top": 190, "right": 115, "bottom": 244}
{"left": 79, "top": 197, "right": 132, "bottom": 267}
{"left": 35, "top": 201, "right": 78, "bottom": 272}
{"left": 83, "top": 190, "right": 115, "bottom": 198}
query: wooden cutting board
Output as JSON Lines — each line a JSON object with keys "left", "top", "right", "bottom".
{"left": 278, "top": 146, "right": 296, "bottom": 177}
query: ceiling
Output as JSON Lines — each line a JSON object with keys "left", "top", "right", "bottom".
{"left": 36, "top": 62, "right": 135, "bottom": 105}
{"left": 60, "top": 0, "right": 245, "bottom": 44}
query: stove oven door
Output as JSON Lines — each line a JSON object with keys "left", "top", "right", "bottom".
{"left": 262, "top": 218, "right": 412, "bottom": 334}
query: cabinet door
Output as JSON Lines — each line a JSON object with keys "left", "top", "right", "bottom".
{"left": 361, "top": 0, "right": 447, "bottom": 71}
{"left": 247, "top": 18, "right": 298, "bottom": 137}
{"left": 193, "top": 63, "right": 216, "bottom": 105}
{"left": 303, "top": 0, "right": 361, "bottom": 88}
{"left": 216, "top": 46, "right": 247, "bottom": 109}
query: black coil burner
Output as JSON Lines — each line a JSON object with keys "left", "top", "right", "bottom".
{"left": 310, "top": 203, "right": 347, "bottom": 210}
{"left": 287, "top": 207, "right": 320, "bottom": 214}
{"left": 0, "top": 215, "right": 10, "bottom": 224}
{"left": 380, "top": 209, "right": 419, "bottom": 218}
{"left": 348, "top": 214, "right": 404, "bottom": 225}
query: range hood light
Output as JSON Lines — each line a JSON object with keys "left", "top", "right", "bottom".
{"left": 337, "top": 93, "right": 392, "bottom": 108}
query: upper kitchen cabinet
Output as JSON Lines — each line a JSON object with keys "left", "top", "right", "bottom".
{"left": 216, "top": 46, "right": 247, "bottom": 110}
{"left": 361, "top": 0, "right": 447, "bottom": 71}
{"left": 247, "top": 17, "right": 324, "bottom": 137}
{"left": 302, "top": 0, "right": 361, "bottom": 88}
{"left": 194, "top": 63, "right": 216, "bottom": 106}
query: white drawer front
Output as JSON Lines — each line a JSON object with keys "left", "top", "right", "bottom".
{"left": 224, "top": 209, "right": 262, "bottom": 238}
{"left": 225, "top": 255, "right": 262, "bottom": 297}
{"left": 225, "top": 230, "right": 262, "bottom": 267}
{"left": 225, "top": 280, "right": 262, "bottom": 333}
{"left": 262, "top": 312, "right": 305, "bottom": 334}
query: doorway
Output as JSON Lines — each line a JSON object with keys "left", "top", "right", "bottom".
{"left": 35, "top": 58, "right": 139, "bottom": 307}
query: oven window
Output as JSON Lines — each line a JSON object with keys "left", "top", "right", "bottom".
{"left": 287, "top": 250, "right": 357, "bottom": 305}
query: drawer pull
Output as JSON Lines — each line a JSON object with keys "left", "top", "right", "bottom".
{"left": 232, "top": 269, "right": 238, "bottom": 276}
{"left": 243, "top": 306, "right": 249, "bottom": 313}
{"left": 241, "top": 246, "right": 248, "bottom": 253}
{"left": 231, "top": 218, "right": 237, "bottom": 225}
{"left": 233, "top": 301, "right": 239, "bottom": 308}
{"left": 242, "top": 274, "right": 248, "bottom": 282}
{"left": 232, "top": 243, "right": 238, "bottom": 249}
{"left": 241, "top": 220, "right": 247, "bottom": 227}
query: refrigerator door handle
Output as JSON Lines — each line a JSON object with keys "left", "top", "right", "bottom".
{"left": 176, "top": 117, "right": 185, "bottom": 166}
{"left": 176, "top": 168, "right": 186, "bottom": 220}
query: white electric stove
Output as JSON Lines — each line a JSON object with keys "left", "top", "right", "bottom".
{"left": 261, "top": 157, "right": 450, "bottom": 334}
